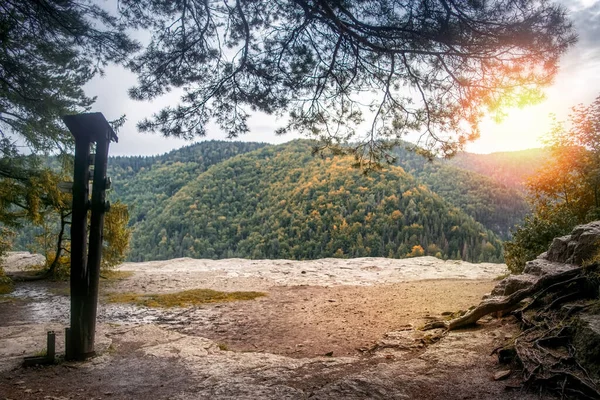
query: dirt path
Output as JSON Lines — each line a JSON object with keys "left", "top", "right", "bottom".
{"left": 181, "top": 280, "right": 497, "bottom": 357}
{"left": 0, "top": 255, "right": 556, "bottom": 399}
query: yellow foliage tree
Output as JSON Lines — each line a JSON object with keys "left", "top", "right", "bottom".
{"left": 30, "top": 168, "right": 132, "bottom": 278}
{"left": 407, "top": 245, "right": 425, "bottom": 258}
{"left": 101, "top": 201, "right": 132, "bottom": 271}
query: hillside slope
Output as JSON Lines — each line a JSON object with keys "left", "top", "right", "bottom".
{"left": 108, "top": 141, "right": 268, "bottom": 226}
{"left": 11, "top": 140, "right": 536, "bottom": 263}
{"left": 392, "top": 147, "right": 529, "bottom": 238}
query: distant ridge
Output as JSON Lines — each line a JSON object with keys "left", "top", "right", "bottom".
{"left": 446, "top": 148, "right": 548, "bottom": 189}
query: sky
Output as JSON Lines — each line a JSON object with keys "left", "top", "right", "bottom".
{"left": 85, "top": 0, "right": 600, "bottom": 157}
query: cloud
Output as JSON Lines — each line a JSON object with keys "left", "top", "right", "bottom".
{"left": 562, "top": 0, "right": 600, "bottom": 68}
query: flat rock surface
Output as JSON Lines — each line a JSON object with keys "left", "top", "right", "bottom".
{"left": 1, "top": 252, "right": 45, "bottom": 272}
{"left": 117, "top": 256, "right": 507, "bottom": 292}
{"left": 0, "top": 257, "right": 553, "bottom": 399}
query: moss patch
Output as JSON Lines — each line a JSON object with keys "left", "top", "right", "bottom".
{"left": 33, "top": 349, "right": 47, "bottom": 357}
{"left": 0, "top": 282, "right": 13, "bottom": 295}
{"left": 106, "top": 288, "right": 266, "bottom": 308}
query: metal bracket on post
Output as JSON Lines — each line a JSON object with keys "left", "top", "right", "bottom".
{"left": 62, "top": 113, "right": 118, "bottom": 361}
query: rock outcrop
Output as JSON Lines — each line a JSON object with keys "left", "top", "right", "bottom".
{"left": 492, "top": 221, "right": 600, "bottom": 297}
{"left": 0, "top": 252, "right": 45, "bottom": 272}
{"left": 433, "top": 221, "right": 600, "bottom": 397}
{"left": 543, "top": 220, "right": 600, "bottom": 265}
{"left": 574, "top": 314, "right": 600, "bottom": 380}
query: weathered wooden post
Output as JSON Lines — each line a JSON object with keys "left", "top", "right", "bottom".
{"left": 62, "top": 113, "right": 117, "bottom": 361}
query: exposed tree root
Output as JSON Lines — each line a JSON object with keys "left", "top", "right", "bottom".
{"left": 424, "top": 263, "right": 600, "bottom": 398}
{"left": 512, "top": 317, "right": 600, "bottom": 399}
{"left": 423, "top": 266, "right": 585, "bottom": 331}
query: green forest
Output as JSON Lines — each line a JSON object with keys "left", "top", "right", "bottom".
{"left": 13, "top": 140, "right": 543, "bottom": 263}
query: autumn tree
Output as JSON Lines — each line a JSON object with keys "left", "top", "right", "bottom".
{"left": 504, "top": 95, "right": 600, "bottom": 273}
{"left": 101, "top": 201, "right": 132, "bottom": 271}
{"left": 0, "top": 154, "right": 70, "bottom": 265}
{"left": 0, "top": 227, "right": 14, "bottom": 293}
{"left": 35, "top": 190, "right": 132, "bottom": 279}
{"left": 0, "top": 1, "right": 137, "bottom": 280}
{"left": 121, "top": 0, "right": 575, "bottom": 166}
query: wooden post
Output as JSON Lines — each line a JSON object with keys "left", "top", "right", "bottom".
{"left": 47, "top": 331, "right": 56, "bottom": 361}
{"left": 81, "top": 131, "right": 111, "bottom": 358}
{"left": 64, "top": 328, "right": 72, "bottom": 361}
{"left": 62, "top": 113, "right": 117, "bottom": 361}
{"left": 67, "top": 134, "right": 91, "bottom": 360}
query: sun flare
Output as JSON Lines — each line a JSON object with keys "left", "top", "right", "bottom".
{"left": 468, "top": 105, "right": 555, "bottom": 154}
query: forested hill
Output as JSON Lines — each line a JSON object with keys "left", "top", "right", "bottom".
{"left": 124, "top": 141, "right": 506, "bottom": 262}
{"left": 13, "top": 140, "right": 534, "bottom": 263}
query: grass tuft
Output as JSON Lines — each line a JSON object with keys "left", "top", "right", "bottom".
{"left": 33, "top": 349, "right": 47, "bottom": 357}
{"left": 494, "top": 272, "right": 511, "bottom": 281}
{"left": 105, "top": 288, "right": 266, "bottom": 308}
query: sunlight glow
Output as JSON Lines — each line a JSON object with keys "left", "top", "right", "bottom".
{"left": 467, "top": 107, "right": 550, "bottom": 154}
{"left": 467, "top": 55, "right": 600, "bottom": 154}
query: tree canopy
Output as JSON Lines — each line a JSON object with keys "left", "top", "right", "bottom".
{"left": 13, "top": 140, "right": 535, "bottom": 262}
{"left": 0, "top": 0, "right": 137, "bottom": 155}
{"left": 0, "top": 0, "right": 577, "bottom": 171}
{"left": 0, "top": 0, "right": 138, "bottom": 238}
{"left": 121, "top": 0, "right": 575, "bottom": 165}
{"left": 0, "top": 0, "right": 577, "bottom": 182}
{"left": 504, "top": 95, "right": 600, "bottom": 273}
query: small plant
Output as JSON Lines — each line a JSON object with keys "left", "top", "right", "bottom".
{"left": 107, "top": 343, "right": 118, "bottom": 354}
{"left": 217, "top": 343, "right": 229, "bottom": 351}
{"left": 33, "top": 349, "right": 47, "bottom": 357}
{"left": 0, "top": 282, "right": 13, "bottom": 295}
{"left": 494, "top": 272, "right": 511, "bottom": 281}
{"left": 0, "top": 271, "right": 13, "bottom": 295}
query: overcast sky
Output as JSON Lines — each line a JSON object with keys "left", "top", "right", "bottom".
{"left": 85, "top": 0, "right": 600, "bottom": 157}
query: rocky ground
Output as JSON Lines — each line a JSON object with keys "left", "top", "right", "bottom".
{"left": 0, "top": 254, "right": 556, "bottom": 399}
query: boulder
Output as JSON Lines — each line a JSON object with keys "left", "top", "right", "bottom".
{"left": 574, "top": 314, "right": 600, "bottom": 381}
{"left": 544, "top": 221, "right": 600, "bottom": 265}
{"left": 491, "top": 274, "right": 538, "bottom": 296}
{"left": 523, "top": 258, "right": 578, "bottom": 276}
